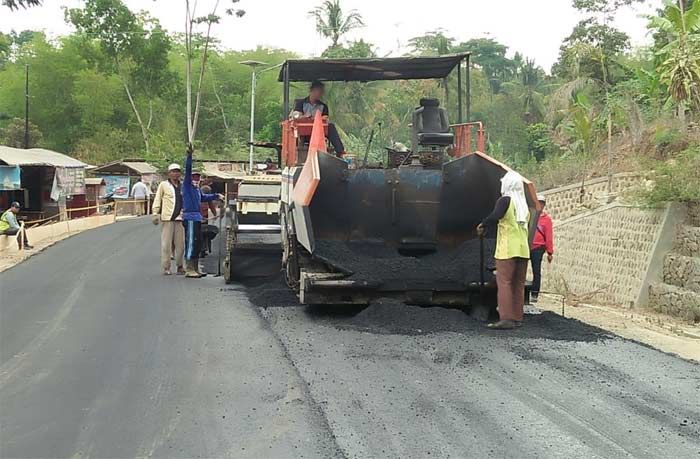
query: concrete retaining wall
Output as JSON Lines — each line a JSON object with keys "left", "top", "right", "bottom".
{"left": 541, "top": 172, "right": 643, "bottom": 221}
{"left": 541, "top": 204, "right": 666, "bottom": 306}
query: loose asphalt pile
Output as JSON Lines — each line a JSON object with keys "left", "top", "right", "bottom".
{"left": 321, "top": 297, "right": 613, "bottom": 342}
{"left": 313, "top": 238, "right": 497, "bottom": 284}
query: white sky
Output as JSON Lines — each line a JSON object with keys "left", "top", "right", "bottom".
{"left": 2, "top": 0, "right": 660, "bottom": 71}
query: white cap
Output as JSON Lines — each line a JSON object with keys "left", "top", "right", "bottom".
{"left": 168, "top": 163, "right": 181, "bottom": 172}
{"left": 537, "top": 193, "right": 546, "bottom": 202}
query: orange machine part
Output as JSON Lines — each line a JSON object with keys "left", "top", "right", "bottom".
{"left": 292, "top": 111, "right": 324, "bottom": 206}
{"left": 452, "top": 122, "right": 485, "bottom": 157}
{"left": 281, "top": 118, "right": 330, "bottom": 167}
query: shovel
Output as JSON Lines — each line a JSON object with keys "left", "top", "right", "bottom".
{"left": 214, "top": 201, "right": 224, "bottom": 277}
{"left": 479, "top": 234, "right": 485, "bottom": 304}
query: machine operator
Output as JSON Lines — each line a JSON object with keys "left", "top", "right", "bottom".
{"left": 292, "top": 80, "right": 347, "bottom": 157}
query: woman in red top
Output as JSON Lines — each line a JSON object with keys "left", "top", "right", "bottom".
{"left": 530, "top": 194, "right": 554, "bottom": 302}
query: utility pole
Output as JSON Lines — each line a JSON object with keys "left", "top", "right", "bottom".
{"left": 24, "top": 64, "right": 29, "bottom": 149}
{"left": 240, "top": 60, "right": 267, "bottom": 172}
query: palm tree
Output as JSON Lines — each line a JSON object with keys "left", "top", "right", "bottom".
{"left": 502, "top": 58, "right": 547, "bottom": 123}
{"left": 648, "top": 0, "right": 700, "bottom": 121}
{"left": 3, "top": 0, "right": 41, "bottom": 9}
{"left": 308, "top": 0, "right": 364, "bottom": 48}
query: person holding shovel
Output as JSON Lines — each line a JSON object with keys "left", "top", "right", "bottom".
{"left": 477, "top": 171, "right": 531, "bottom": 330}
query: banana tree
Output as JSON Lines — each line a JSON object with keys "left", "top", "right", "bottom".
{"left": 561, "top": 93, "right": 600, "bottom": 200}
{"left": 648, "top": 0, "right": 700, "bottom": 122}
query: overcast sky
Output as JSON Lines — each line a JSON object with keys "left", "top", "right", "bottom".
{"left": 2, "top": 0, "right": 659, "bottom": 71}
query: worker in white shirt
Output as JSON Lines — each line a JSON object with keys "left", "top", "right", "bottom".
{"left": 130, "top": 177, "right": 151, "bottom": 216}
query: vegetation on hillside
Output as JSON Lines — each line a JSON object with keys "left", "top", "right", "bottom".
{"left": 0, "top": 0, "right": 699, "bottom": 202}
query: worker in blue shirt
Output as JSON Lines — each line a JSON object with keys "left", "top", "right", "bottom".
{"left": 182, "top": 150, "right": 222, "bottom": 278}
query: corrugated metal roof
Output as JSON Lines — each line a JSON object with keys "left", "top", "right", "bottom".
{"left": 91, "top": 159, "right": 158, "bottom": 175}
{"left": 201, "top": 162, "right": 247, "bottom": 180}
{"left": 85, "top": 177, "right": 105, "bottom": 186}
{"left": 121, "top": 161, "right": 158, "bottom": 174}
{"left": 0, "top": 145, "right": 87, "bottom": 168}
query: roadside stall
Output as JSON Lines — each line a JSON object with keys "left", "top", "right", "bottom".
{"left": 0, "top": 145, "right": 88, "bottom": 223}
{"left": 90, "top": 159, "right": 160, "bottom": 215}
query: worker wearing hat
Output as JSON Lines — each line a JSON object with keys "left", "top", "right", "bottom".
{"left": 530, "top": 194, "right": 554, "bottom": 303}
{"left": 0, "top": 201, "right": 32, "bottom": 250}
{"left": 152, "top": 163, "right": 185, "bottom": 275}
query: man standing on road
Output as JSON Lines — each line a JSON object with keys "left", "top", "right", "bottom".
{"left": 130, "top": 177, "right": 151, "bottom": 216}
{"left": 530, "top": 194, "right": 554, "bottom": 303}
{"left": 477, "top": 171, "right": 530, "bottom": 330}
{"left": 152, "top": 164, "right": 184, "bottom": 275}
{"left": 182, "top": 150, "right": 222, "bottom": 278}
{"left": 0, "top": 202, "right": 32, "bottom": 250}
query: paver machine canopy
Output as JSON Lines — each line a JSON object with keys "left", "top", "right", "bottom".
{"left": 277, "top": 54, "right": 540, "bottom": 306}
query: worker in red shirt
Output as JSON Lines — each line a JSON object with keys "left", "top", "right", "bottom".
{"left": 530, "top": 194, "right": 554, "bottom": 303}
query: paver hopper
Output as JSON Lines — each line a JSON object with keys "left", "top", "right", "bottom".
{"left": 276, "top": 55, "right": 539, "bottom": 306}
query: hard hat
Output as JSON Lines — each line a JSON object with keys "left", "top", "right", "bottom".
{"left": 168, "top": 163, "right": 181, "bottom": 171}
{"left": 537, "top": 194, "right": 546, "bottom": 203}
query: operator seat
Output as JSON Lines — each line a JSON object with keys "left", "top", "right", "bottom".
{"left": 411, "top": 98, "right": 454, "bottom": 150}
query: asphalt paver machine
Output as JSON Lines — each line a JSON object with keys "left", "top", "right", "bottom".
{"left": 278, "top": 55, "right": 539, "bottom": 306}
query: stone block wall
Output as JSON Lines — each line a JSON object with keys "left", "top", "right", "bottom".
{"left": 687, "top": 202, "right": 700, "bottom": 226}
{"left": 541, "top": 173, "right": 643, "bottom": 222}
{"left": 675, "top": 226, "right": 700, "bottom": 257}
{"left": 541, "top": 204, "right": 665, "bottom": 306}
{"left": 648, "top": 202, "right": 700, "bottom": 321}
{"left": 648, "top": 283, "right": 700, "bottom": 321}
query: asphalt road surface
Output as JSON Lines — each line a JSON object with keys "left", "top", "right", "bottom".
{"left": 1, "top": 218, "right": 699, "bottom": 458}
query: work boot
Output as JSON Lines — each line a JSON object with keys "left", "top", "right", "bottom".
{"left": 185, "top": 260, "right": 202, "bottom": 278}
{"left": 487, "top": 320, "right": 517, "bottom": 330}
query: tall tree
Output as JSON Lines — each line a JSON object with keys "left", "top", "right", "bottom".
{"left": 308, "top": 0, "right": 364, "bottom": 48}
{"left": 502, "top": 58, "right": 548, "bottom": 123}
{"left": 0, "top": 117, "right": 42, "bottom": 148}
{"left": 408, "top": 30, "right": 454, "bottom": 56}
{"left": 2, "top": 0, "right": 41, "bottom": 9}
{"left": 457, "top": 38, "right": 515, "bottom": 94}
{"left": 184, "top": 0, "right": 245, "bottom": 152}
{"left": 67, "top": 0, "right": 173, "bottom": 155}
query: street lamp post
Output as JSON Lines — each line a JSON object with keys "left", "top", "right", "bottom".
{"left": 240, "top": 60, "right": 267, "bottom": 172}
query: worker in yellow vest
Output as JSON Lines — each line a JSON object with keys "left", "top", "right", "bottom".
{"left": 0, "top": 202, "right": 32, "bottom": 250}
{"left": 477, "top": 171, "right": 530, "bottom": 330}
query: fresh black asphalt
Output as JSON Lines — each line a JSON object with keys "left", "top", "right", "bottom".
{"left": 1, "top": 218, "right": 698, "bottom": 458}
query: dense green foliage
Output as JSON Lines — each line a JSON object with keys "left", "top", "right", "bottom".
{"left": 0, "top": 0, "right": 699, "bottom": 203}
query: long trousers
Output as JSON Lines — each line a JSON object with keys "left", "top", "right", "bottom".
{"left": 161, "top": 220, "right": 184, "bottom": 271}
{"left": 1, "top": 227, "right": 29, "bottom": 248}
{"left": 496, "top": 257, "right": 528, "bottom": 322}
{"left": 183, "top": 220, "right": 202, "bottom": 261}
{"left": 302, "top": 122, "right": 345, "bottom": 156}
{"left": 327, "top": 123, "right": 345, "bottom": 155}
{"left": 530, "top": 247, "right": 546, "bottom": 296}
